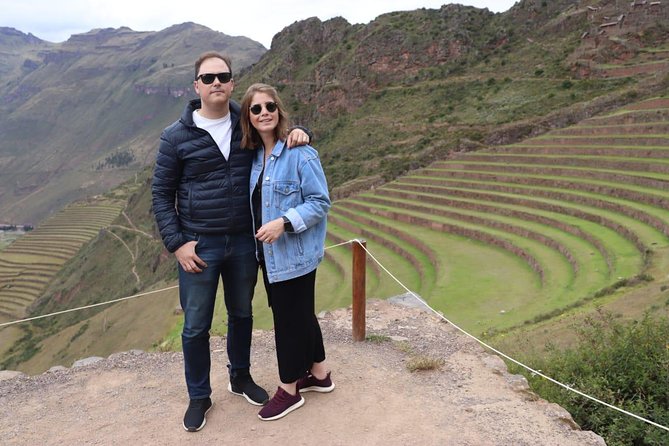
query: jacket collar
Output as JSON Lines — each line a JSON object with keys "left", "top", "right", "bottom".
{"left": 181, "top": 98, "right": 241, "bottom": 129}
{"left": 270, "top": 139, "right": 286, "bottom": 157}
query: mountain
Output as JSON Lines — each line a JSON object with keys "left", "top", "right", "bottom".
{"left": 2, "top": 1, "right": 667, "bottom": 225}
{"left": 1, "top": 0, "right": 668, "bottom": 373}
{"left": 236, "top": 0, "right": 667, "bottom": 189}
{"left": 0, "top": 24, "right": 266, "bottom": 225}
{"left": 1, "top": 6, "right": 667, "bottom": 444}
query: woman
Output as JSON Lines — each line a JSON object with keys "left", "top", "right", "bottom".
{"left": 241, "top": 83, "right": 334, "bottom": 421}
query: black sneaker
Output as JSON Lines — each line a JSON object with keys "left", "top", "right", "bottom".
{"left": 228, "top": 369, "right": 270, "bottom": 406}
{"left": 182, "top": 397, "right": 212, "bottom": 432}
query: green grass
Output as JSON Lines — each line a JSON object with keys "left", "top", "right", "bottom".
{"left": 394, "top": 177, "right": 669, "bottom": 247}
{"left": 406, "top": 355, "right": 445, "bottom": 372}
{"left": 494, "top": 251, "right": 669, "bottom": 353}
{"left": 352, "top": 194, "right": 611, "bottom": 283}
{"left": 362, "top": 189, "right": 641, "bottom": 277}
{"left": 379, "top": 182, "right": 649, "bottom": 267}
{"left": 327, "top": 217, "right": 422, "bottom": 300}
{"left": 414, "top": 168, "right": 669, "bottom": 206}
{"left": 331, "top": 200, "right": 570, "bottom": 331}
{"left": 332, "top": 204, "right": 438, "bottom": 293}
{"left": 366, "top": 334, "right": 391, "bottom": 343}
{"left": 370, "top": 180, "right": 657, "bottom": 291}
{"left": 534, "top": 133, "right": 669, "bottom": 140}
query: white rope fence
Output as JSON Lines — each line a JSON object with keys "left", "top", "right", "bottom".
{"left": 0, "top": 238, "right": 666, "bottom": 433}
{"left": 0, "top": 286, "right": 179, "bottom": 328}
{"left": 347, "top": 239, "right": 669, "bottom": 433}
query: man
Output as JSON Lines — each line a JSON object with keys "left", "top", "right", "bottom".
{"left": 152, "top": 51, "right": 310, "bottom": 432}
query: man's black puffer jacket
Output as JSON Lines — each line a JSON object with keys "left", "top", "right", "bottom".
{"left": 152, "top": 99, "right": 254, "bottom": 253}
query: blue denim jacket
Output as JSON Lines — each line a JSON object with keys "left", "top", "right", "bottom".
{"left": 249, "top": 140, "right": 331, "bottom": 283}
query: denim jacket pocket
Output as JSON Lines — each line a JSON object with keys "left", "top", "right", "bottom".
{"left": 273, "top": 181, "right": 300, "bottom": 212}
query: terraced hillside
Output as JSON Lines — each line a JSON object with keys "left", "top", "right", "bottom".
{"left": 0, "top": 200, "right": 124, "bottom": 320}
{"left": 327, "top": 96, "right": 669, "bottom": 336}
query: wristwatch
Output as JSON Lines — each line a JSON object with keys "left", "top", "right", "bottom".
{"left": 282, "top": 215, "right": 293, "bottom": 232}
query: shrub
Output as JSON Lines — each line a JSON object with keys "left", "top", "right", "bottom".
{"left": 97, "top": 149, "right": 135, "bottom": 170}
{"left": 520, "top": 312, "right": 669, "bottom": 446}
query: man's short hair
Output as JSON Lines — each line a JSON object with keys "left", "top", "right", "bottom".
{"left": 194, "top": 52, "right": 232, "bottom": 79}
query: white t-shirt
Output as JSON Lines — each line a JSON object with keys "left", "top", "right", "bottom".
{"left": 192, "top": 110, "right": 232, "bottom": 160}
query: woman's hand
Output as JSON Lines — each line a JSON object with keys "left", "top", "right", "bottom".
{"left": 255, "top": 218, "right": 285, "bottom": 244}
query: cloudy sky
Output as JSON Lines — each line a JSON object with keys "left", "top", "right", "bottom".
{"left": 1, "top": 0, "right": 517, "bottom": 48}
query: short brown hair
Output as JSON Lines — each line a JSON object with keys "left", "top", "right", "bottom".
{"left": 194, "top": 51, "right": 232, "bottom": 79}
{"left": 240, "top": 83, "right": 289, "bottom": 149}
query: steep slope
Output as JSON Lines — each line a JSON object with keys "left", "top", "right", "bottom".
{"left": 0, "top": 27, "right": 47, "bottom": 79}
{"left": 236, "top": 0, "right": 667, "bottom": 191}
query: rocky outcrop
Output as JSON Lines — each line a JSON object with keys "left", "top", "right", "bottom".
{"left": 0, "top": 27, "right": 45, "bottom": 48}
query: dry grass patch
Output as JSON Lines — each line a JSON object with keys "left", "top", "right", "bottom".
{"left": 366, "top": 333, "right": 391, "bottom": 343}
{"left": 406, "top": 355, "right": 445, "bottom": 372}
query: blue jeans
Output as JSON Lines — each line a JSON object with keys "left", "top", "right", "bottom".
{"left": 178, "top": 232, "right": 258, "bottom": 399}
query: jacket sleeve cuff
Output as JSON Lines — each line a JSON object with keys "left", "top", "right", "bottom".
{"left": 284, "top": 209, "right": 306, "bottom": 233}
{"left": 166, "top": 233, "right": 186, "bottom": 253}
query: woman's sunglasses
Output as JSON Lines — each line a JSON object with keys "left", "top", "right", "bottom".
{"left": 196, "top": 72, "right": 232, "bottom": 84}
{"left": 249, "top": 102, "right": 278, "bottom": 115}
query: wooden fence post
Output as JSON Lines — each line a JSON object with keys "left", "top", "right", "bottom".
{"left": 352, "top": 239, "right": 366, "bottom": 341}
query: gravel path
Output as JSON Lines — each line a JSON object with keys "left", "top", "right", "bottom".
{"left": 0, "top": 300, "right": 606, "bottom": 445}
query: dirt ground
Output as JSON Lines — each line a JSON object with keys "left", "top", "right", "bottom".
{"left": 0, "top": 299, "right": 606, "bottom": 446}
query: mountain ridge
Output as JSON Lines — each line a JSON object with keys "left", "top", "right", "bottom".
{"left": 0, "top": 23, "right": 266, "bottom": 225}
{"left": 2, "top": 1, "right": 667, "bottom": 224}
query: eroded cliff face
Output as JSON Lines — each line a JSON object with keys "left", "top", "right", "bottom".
{"left": 254, "top": 1, "right": 667, "bottom": 121}
{"left": 253, "top": 5, "right": 499, "bottom": 119}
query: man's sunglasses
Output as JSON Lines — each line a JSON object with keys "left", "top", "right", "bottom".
{"left": 249, "top": 102, "right": 278, "bottom": 115}
{"left": 196, "top": 72, "right": 232, "bottom": 84}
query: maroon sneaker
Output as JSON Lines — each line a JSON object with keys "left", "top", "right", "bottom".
{"left": 258, "top": 387, "right": 305, "bottom": 421}
{"left": 297, "top": 371, "right": 335, "bottom": 393}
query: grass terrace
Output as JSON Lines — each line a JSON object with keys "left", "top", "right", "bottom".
{"left": 0, "top": 200, "right": 124, "bottom": 321}
{"left": 325, "top": 96, "right": 669, "bottom": 339}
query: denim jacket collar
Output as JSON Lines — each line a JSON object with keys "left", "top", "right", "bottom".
{"left": 268, "top": 139, "right": 286, "bottom": 158}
